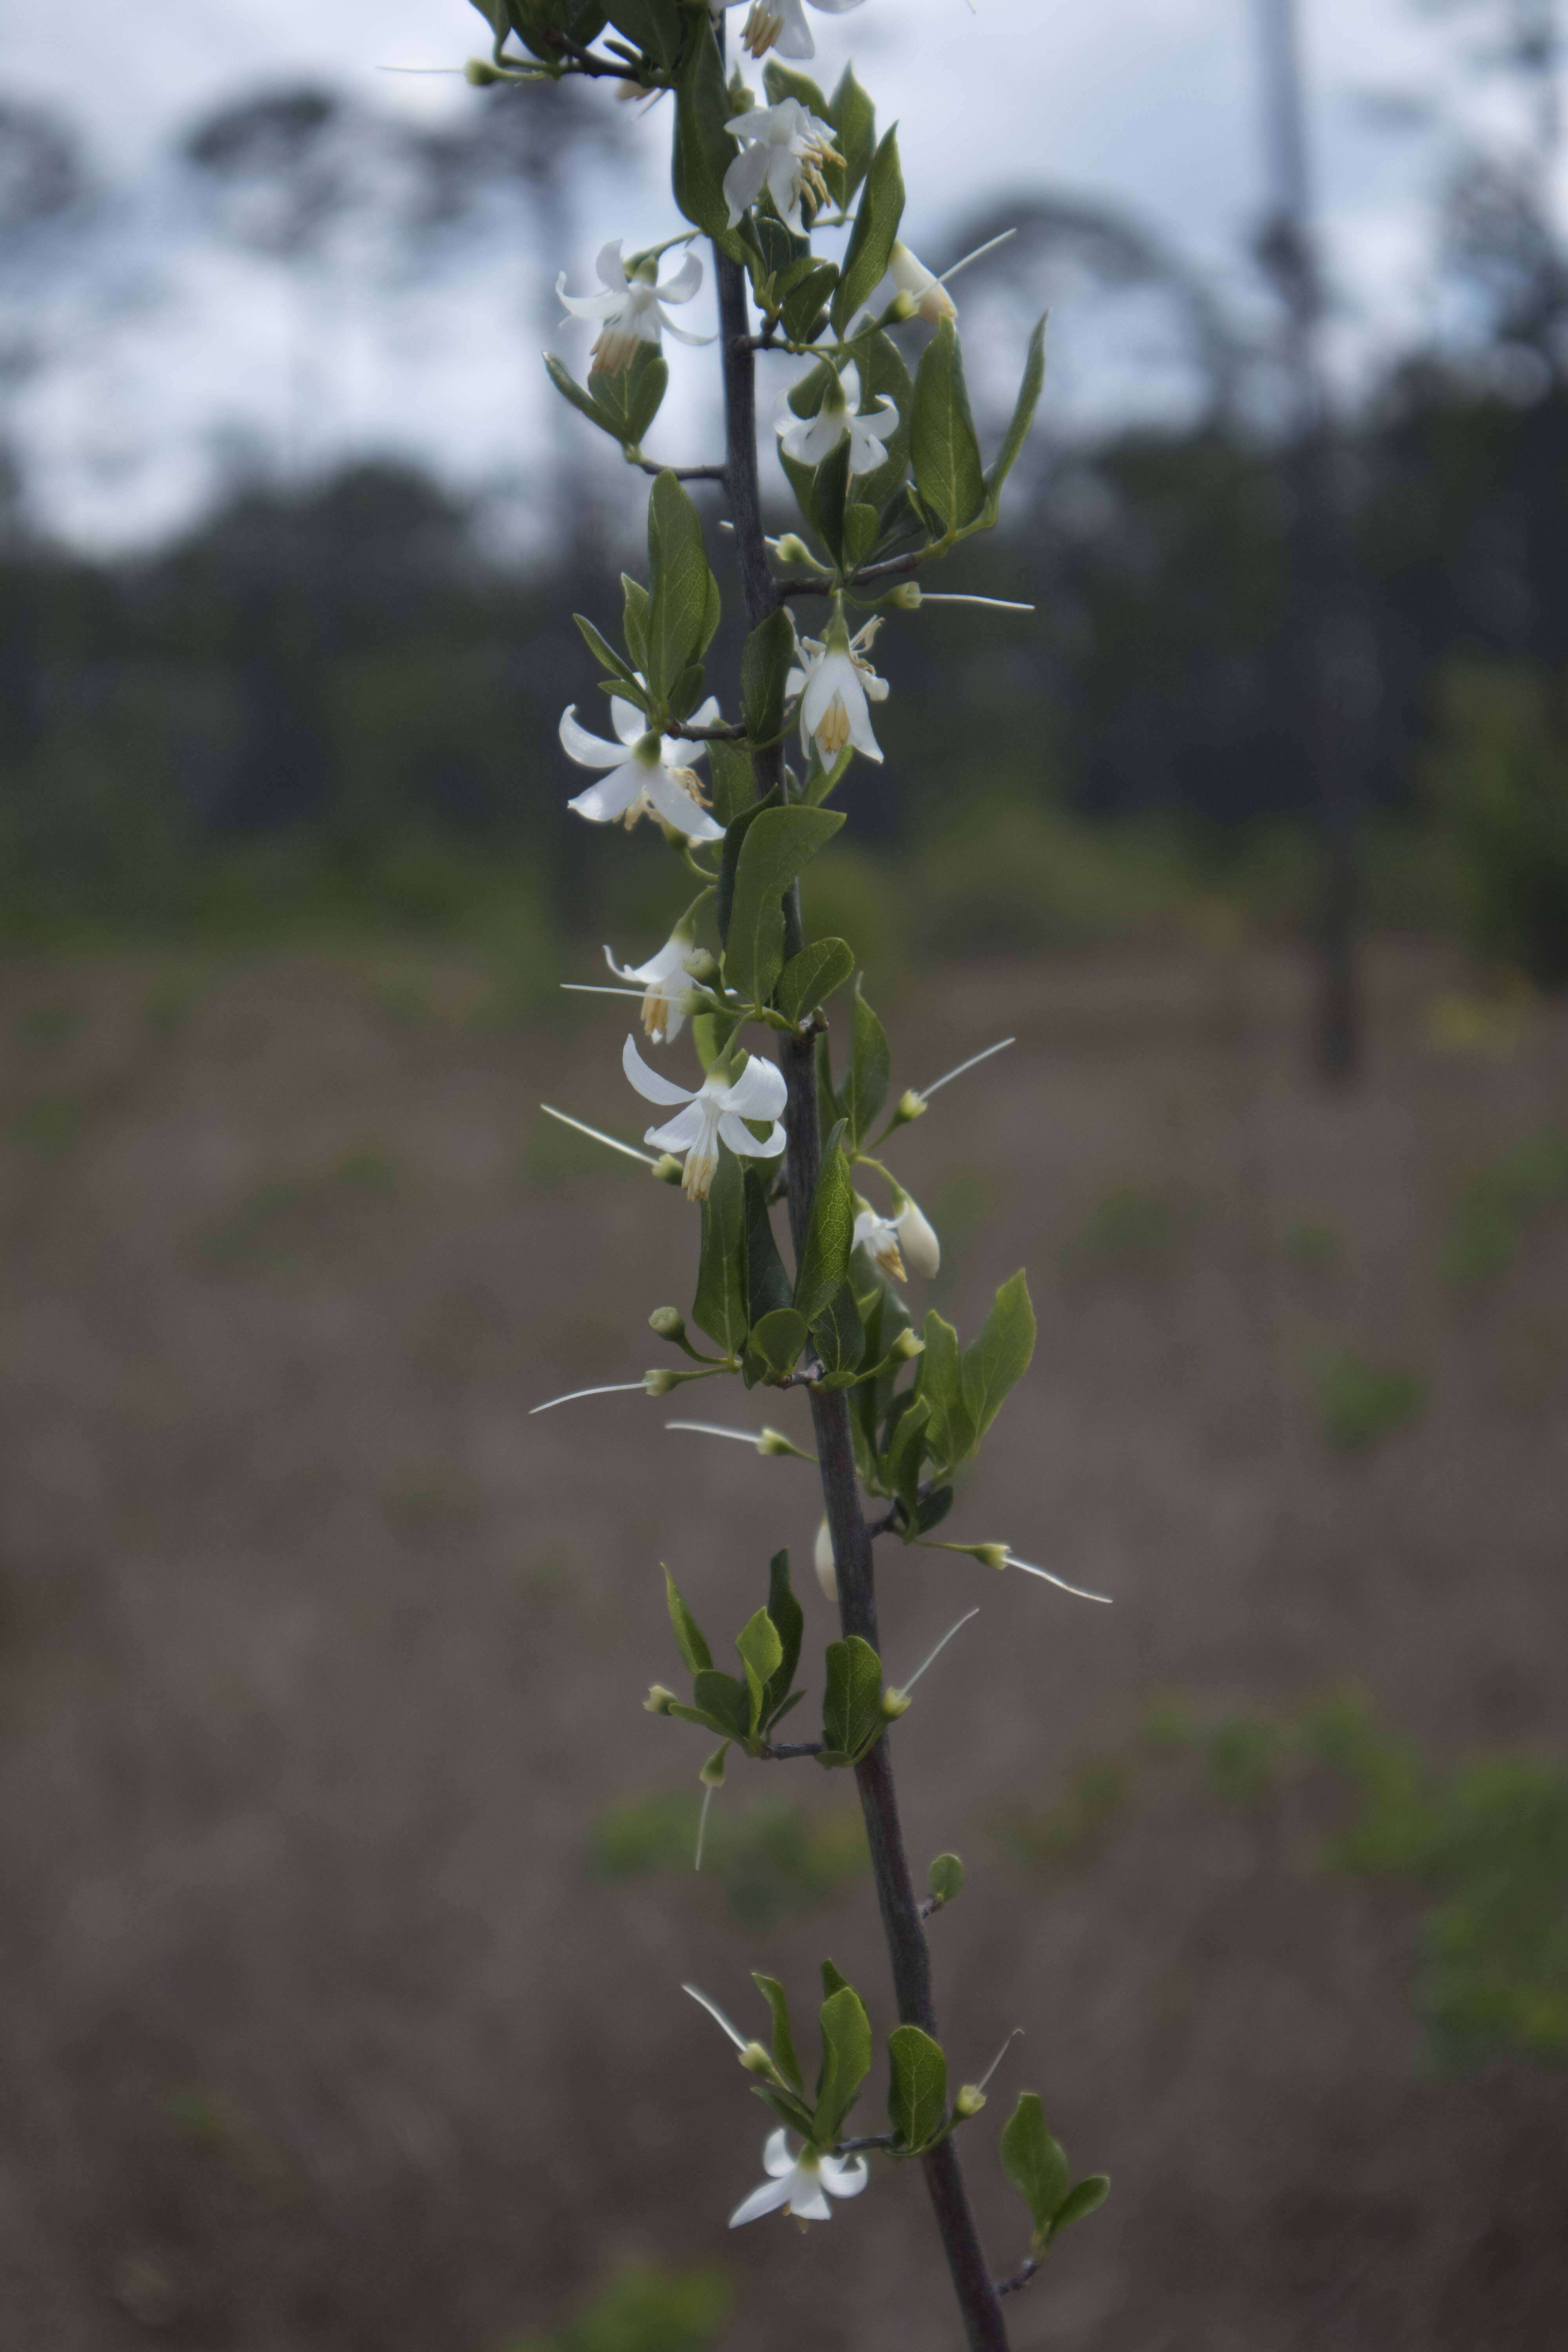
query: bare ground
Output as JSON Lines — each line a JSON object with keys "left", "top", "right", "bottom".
{"left": 1, "top": 936, "right": 1565, "bottom": 2352}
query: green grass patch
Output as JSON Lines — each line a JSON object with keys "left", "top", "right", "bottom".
{"left": 588, "top": 1792, "right": 867, "bottom": 1931}
{"left": 509, "top": 2267, "right": 731, "bottom": 2352}
{"left": 9, "top": 1096, "right": 83, "bottom": 1158}
{"left": 1314, "top": 1349, "right": 1429, "bottom": 1452}
{"left": 1444, "top": 1131, "right": 1568, "bottom": 1287}
{"left": 1063, "top": 1186, "right": 1181, "bottom": 1278}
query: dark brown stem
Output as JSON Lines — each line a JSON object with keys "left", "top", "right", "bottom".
{"left": 628, "top": 457, "right": 729, "bottom": 480}
{"left": 711, "top": 157, "right": 1011, "bottom": 2352}
{"left": 995, "top": 2259, "right": 1042, "bottom": 2298}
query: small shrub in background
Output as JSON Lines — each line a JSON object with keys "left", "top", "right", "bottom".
{"left": 1314, "top": 1348, "right": 1429, "bottom": 1452}
{"left": 510, "top": 2266, "right": 731, "bottom": 2352}
{"left": 587, "top": 1794, "right": 867, "bottom": 1932}
{"left": 1443, "top": 1130, "right": 1568, "bottom": 1286}
{"left": 1423, "top": 664, "right": 1568, "bottom": 986}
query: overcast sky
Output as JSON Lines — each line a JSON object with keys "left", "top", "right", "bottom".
{"left": 0, "top": 0, "right": 1545, "bottom": 548}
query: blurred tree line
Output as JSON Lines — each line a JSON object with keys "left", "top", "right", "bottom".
{"left": 1, "top": 0, "right": 1566, "bottom": 978}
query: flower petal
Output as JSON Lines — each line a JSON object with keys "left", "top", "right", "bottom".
{"left": 610, "top": 697, "right": 647, "bottom": 747}
{"left": 763, "top": 2128, "right": 795, "bottom": 2177}
{"left": 659, "top": 250, "right": 703, "bottom": 304}
{"left": 567, "top": 772, "right": 639, "bottom": 823}
{"left": 729, "top": 2173, "right": 796, "bottom": 2229}
{"left": 788, "top": 2178, "right": 834, "bottom": 2222}
{"left": 560, "top": 705, "right": 632, "bottom": 769}
{"left": 645, "top": 1104, "right": 707, "bottom": 1152}
{"left": 594, "top": 238, "right": 627, "bottom": 290}
{"left": 722, "top": 1055, "right": 789, "bottom": 1122}
{"left": 661, "top": 312, "right": 718, "bottom": 348}
{"left": 717, "top": 1111, "right": 785, "bottom": 1160}
{"left": 622, "top": 1031, "right": 693, "bottom": 1107}
{"left": 643, "top": 763, "right": 724, "bottom": 842}
{"left": 822, "top": 2152, "right": 869, "bottom": 2198}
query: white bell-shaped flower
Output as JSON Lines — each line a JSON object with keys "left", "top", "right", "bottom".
{"left": 603, "top": 921, "right": 715, "bottom": 1045}
{"left": 558, "top": 696, "right": 724, "bottom": 843}
{"left": 895, "top": 1194, "right": 941, "bottom": 1277}
{"left": 723, "top": 98, "right": 840, "bottom": 237}
{"left": 777, "top": 361, "right": 898, "bottom": 476}
{"left": 556, "top": 240, "right": 712, "bottom": 374}
{"left": 716, "top": 0, "right": 867, "bottom": 63}
{"left": 787, "top": 611, "right": 889, "bottom": 767}
{"left": 889, "top": 241, "right": 958, "bottom": 324}
{"left": 622, "top": 1034, "right": 787, "bottom": 1202}
{"left": 853, "top": 1204, "right": 906, "bottom": 1282}
{"left": 729, "top": 2127, "right": 869, "bottom": 2227}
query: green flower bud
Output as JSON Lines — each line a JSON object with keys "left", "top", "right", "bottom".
{"left": 644, "top": 1684, "right": 678, "bottom": 1715}
{"left": 954, "top": 2084, "right": 987, "bottom": 2119}
{"left": 881, "top": 1688, "right": 913, "bottom": 1721}
{"left": 465, "top": 58, "right": 501, "bottom": 85}
{"left": 649, "top": 1306, "right": 687, "bottom": 1343}
{"left": 893, "top": 1327, "right": 925, "bottom": 1361}
{"left": 739, "top": 2040, "right": 775, "bottom": 2076}
{"left": 775, "top": 533, "right": 815, "bottom": 565}
{"left": 643, "top": 1367, "right": 681, "bottom": 1397}
{"left": 890, "top": 583, "right": 923, "bottom": 610}
{"left": 974, "top": 1542, "right": 1009, "bottom": 1571}
{"left": 893, "top": 1087, "right": 927, "bottom": 1127}
{"left": 699, "top": 1742, "right": 729, "bottom": 1789}
{"left": 758, "top": 1428, "right": 792, "bottom": 1456}
{"left": 650, "top": 1153, "right": 684, "bottom": 1185}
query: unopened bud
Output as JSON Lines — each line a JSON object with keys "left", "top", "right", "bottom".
{"left": 895, "top": 1197, "right": 942, "bottom": 1279}
{"left": 650, "top": 1153, "right": 684, "bottom": 1185}
{"left": 739, "top": 2040, "right": 774, "bottom": 2076}
{"left": 699, "top": 1745, "right": 728, "bottom": 1788}
{"left": 894, "top": 1087, "right": 927, "bottom": 1126}
{"left": 644, "top": 1684, "right": 678, "bottom": 1715}
{"left": 775, "top": 533, "right": 814, "bottom": 565}
{"left": 890, "top": 290, "right": 920, "bottom": 322}
{"left": 954, "top": 2084, "right": 987, "bottom": 2119}
{"left": 465, "top": 58, "right": 501, "bottom": 85}
{"left": 881, "top": 1688, "right": 912, "bottom": 1720}
{"left": 893, "top": 1327, "right": 925, "bottom": 1361}
{"left": 649, "top": 1306, "right": 686, "bottom": 1343}
{"left": 643, "top": 1367, "right": 680, "bottom": 1396}
{"left": 813, "top": 1517, "right": 837, "bottom": 1603}
{"left": 890, "top": 583, "right": 923, "bottom": 610}
{"left": 975, "top": 1542, "right": 1009, "bottom": 1571}
{"left": 758, "top": 1428, "right": 792, "bottom": 1456}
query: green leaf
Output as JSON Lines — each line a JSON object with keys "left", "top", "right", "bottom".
{"left": 673, "top": 24, "right": 743, "bottom": 257}
{"left": 882, "top": 1392, "right": 929, "bottom": 1521}
{"left": 840, "top": 979, "right": 890, "bottom": 1146}
{"left": 724, "top": 805, "right": 845, "bottom": 1004}
{"left": 828, "top": 64, "right": 875, "bottom": 209}
{"left": 1051, "top": 2176, "right": 1111, "bottom": 2236}
{"left": 590, "top": 344, "right": 670, "bottom": 448}
{"left": 745, "top": 1170, "right": 793, "bottom": 1325}
{"left": 716, "top": 785, "right": 779, "bottom": 945}
{"left": 707, "top": 738, "right": 755, "bottom": 830}
{"left": 842, "top": 502, "right": 879, "bottom": 575}
{"left": 780, "top": 261, "right": 838, "bottom": 344}
{"left": 813, "top": 1981, "right": 873, "bottom": 2143}
{"left": 689, "top": 1668, "right": 751, "bottom": 1743}
{"left": 601, "top": 0, "right": 681, "bottom": 66}
{"left": 646, "top": 470, "right": 713, "bottom": 701}
{"left": 751, "top": 1970, "right": 803, "bottom": 2091}
{"left": 740, "top": 607, "right": 795, "bottom": 746}
{"left": 820, "top": 1957, "right": 851, "bottom": 2002}
{"left": 750, "top": 1305, "right": 806, "bottom": 1378}
{"left": 691, "top": 1149, "right": 749, "bottom": 1357}
{"left": 621, "top": 573, "right": 650, "bottom": 673}
{"left": 736, "top": 1604, "right": 784, "bottom": 1737}
{"left": 664, "top": 1565, "right": 712, "bottom": 1676}
{"left": 981, "top": 312, "right": 1048, "bottom": 526}
{"left": 776, "top": 937, "right": 854, "bottom": 1026}
{"left": 573, "top": 612, "right": 642, "bottom": 698}
{"left": 763, "top": 1548, "right": 804, "bottom": 1724}
{"left": 962, "top": 1271, "right": 1035, "bottom": 1447}
{"left": 761, "top": 59, "right": 830, "bottom": 118}
{"left": 832, "top": 127, "right": 904, "bottom": 334}
{"left": 926, "top": 1852, "right": 965, "bottom": 1907}
{"left": 911, "top": 319, "right": 985, "bottom": 536}
{"left": 812, "top": 436, "right": 852, "bottom": 567}
{"left": 811, "top": 1281, "right": 864, "bottom": 1382}
{"left": 793, "top": 1122, "right": 855, "bottom": 1325}
{"left": 1000, "top": 2092, "right": 1070, "bottom": 2241}
{"left": 822, "top": 1634, "right": 883, "bottom": 1762}
{"left": 887, "top": 2024, "right": 947, "bottom": 2152}
{"left": 917, "top": 1310, "right": 975, "bottom": 1474}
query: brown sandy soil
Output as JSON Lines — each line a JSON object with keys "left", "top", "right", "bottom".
{"left": 1, "top": 936, "right": 1565, "bottom": 2351}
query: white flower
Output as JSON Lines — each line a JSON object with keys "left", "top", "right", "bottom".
{"left": 622, "top": 1033, "right": 787, "bottom": 1202}
{"left": 558, "top": 695, "right": 724, "bottom": 844}
{"left": 889, "top": 241, "right": 957, "bottom": 325}
{"left": 777, "top": 361, "right": 898, "bottom": 475}
{"left": 723, "top": 99, "right": 839, "bottom": 237}
{"left": 729, "top": 2127, "right": 868, "bottom": 2227}
{"left": 814, "top": 1515, "right": 837, "bottom": 1602}
{"left": 853, "top": 1205, "right": 905, "bottom": 1282}
{"left": 787, "top": 613, "right": 888, "bottom": 767}
{"left": 556, "top": 240, "right": 712, "bottom": 374}
{"left": 603, "top": 926, "right": 715, "bottom": 1045}
{"left": 895, "top": 1196, "right": 941, "bottom": 1277}
{"left": 717, "top": 0, "right": 867, "bottom": 63}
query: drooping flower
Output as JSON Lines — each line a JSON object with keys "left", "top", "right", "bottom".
{"left": 558, "top": 697, "right": 724, "bottom": 843}
{"left": 888, "top": 241, "right": 958, "bottom": 324}
{"left": 723, "top": 99, "right": 839, "bottom": 237}
{"left": 622, "top": 1034, "right": 787, "bottom": 1202}
{"left": 556, "top": 240, "right": 711, "bottom": 374}
{"left": 729, "top": 2128, "right": 869, "bottom": 2227}
{"left": 814, "top": 1515, "right": 837, "bottom": 1602}
{"left": 852, "top": 1191, "right": 942, "bottom": 1281}
{"left": 716, "top": 0, "right": 867, "bottom": 64}
{"left": 853, "top": 1204, "right": 906, "bottom": 1282}
{"left": 603, "top": 916, "right": 716, "bottom": 1045}
{"left": 777, "top": 361, "right": 898, "bottom": 475}
{"left": 894, "top": 1194, "right": 941, "bottom": 1277}
{"left": 787, "top": 610, "right": 888, "bottom": 767}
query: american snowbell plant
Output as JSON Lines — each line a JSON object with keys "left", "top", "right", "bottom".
{"left": 472, "top": 0, "right": 1111, "bottom": 2339}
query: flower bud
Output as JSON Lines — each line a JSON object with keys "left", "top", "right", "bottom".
{"left": 758, "top": 1428, "right": 792, "bottom": 1456}
{"left": 893, "top": 1327, "right": 925, "bottom": 1361}
{"left": 974, "top": 1542, "right": 1009, "bottom": 1571}
{"left": 465, "top": 58, "right": 501, "bottom": 85}
{"left": 881, "top": 1687, "right": 912, "bottom": 1721}
{"left": 650, "top": 1153, "right": 684, "bottom": 1185}
{"left": 775, "top": 533, "right": 815, "bottom": 566}
{"left": 954, "top": 2084, "right": 987, "bottom": 2119}
{"left": 890, "top": 583, "right": 923, "bottom": 610}
{"left": 644, "top": 1684, "right": 678, "bottom": 1715}
{"left": 739, "top": 2040, "right": 775, "bottom": 2076}
{"left": 649, "top": 1306, "right": 686, "bottom": 1344}
{"left": 893, "top": 1087, "right": 927, "bottom": 1126}
{"left": 813, "top": 1517, "right": 837, "bottom": 1603}
{"left": 699, "top": 1745, "right": 729, "bottom": 1788}
{"left": 643, "top": 1367, "right": 681, "bottom": 1396}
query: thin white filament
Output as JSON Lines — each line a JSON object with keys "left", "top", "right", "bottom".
{"left": 899, "top": 1607, "right": 980, "bottom": 1694}
{"left": 1007, "top": 1554, "right": 1113, "bottom": 1605}
{"left": 683, "top": 1982, "right": 748, "bottom": 2049}
{"left": 538, "top": 1103, "right": 657, "bottom": 1167}
{"left": 528, "top": 1380, "right": 647, "bottom": 1416}
{"left": 918, "top": 595, "right": 1036, "bottom": 613}
{"left": 939, "top": 227, "right": 1017, "bottom": 286}
{"left": 917, "top": 1036, "right": 1015, "bottom": 1100}
{"left": 560, "top": 983, "right": 650, "bottom": 1000}
{"left": 694, "top": 1781, "right": 715, "bottom": 1873}
{"left": 974, "top": 2027, "right": 1024, "bottom": 2094}
{"left": 666, "top": 1421, "right": 770, "bottom": 1447}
